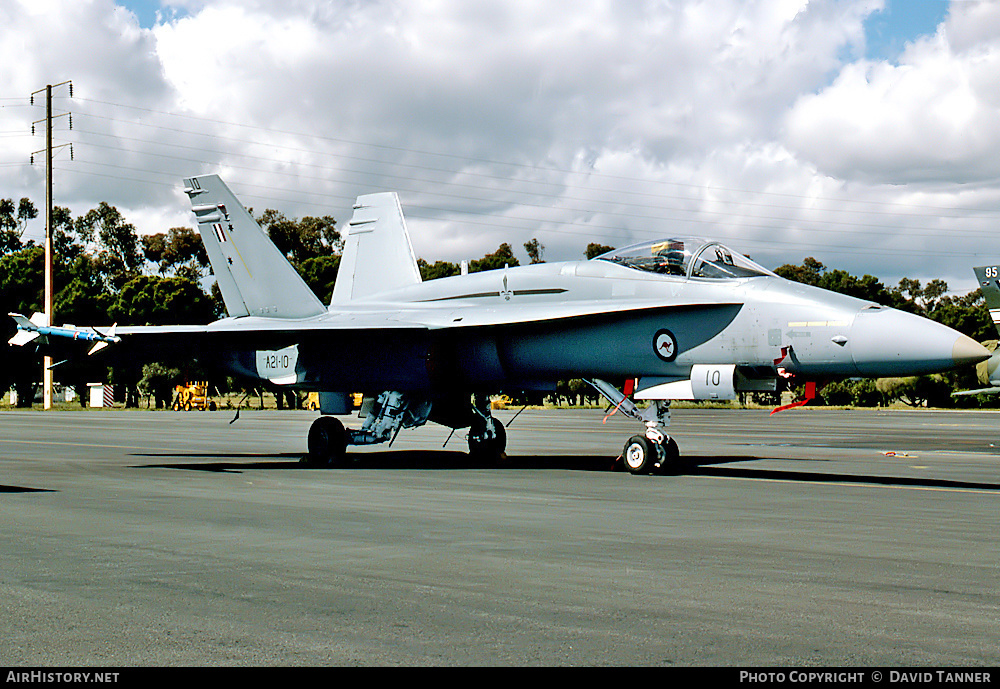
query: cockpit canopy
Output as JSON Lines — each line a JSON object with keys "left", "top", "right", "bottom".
{"left": 594, "top": 238, "right": 775, "bottom": 280}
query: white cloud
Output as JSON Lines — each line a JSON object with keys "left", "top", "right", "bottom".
{"left": 1, "top": 0, "right": 998, "bottom": 293}
{"left": 785, "top": 10, "right": 1000, "bottom": 185}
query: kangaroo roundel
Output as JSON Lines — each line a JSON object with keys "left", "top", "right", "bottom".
{"left": 653, "top": 329, "right": 678, "bottom": 362}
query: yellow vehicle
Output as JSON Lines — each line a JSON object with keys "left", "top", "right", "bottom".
{"left": 490, "top": 395, "right": 513, "bottom": 409}
{"left": 305, "top": 392, "right": 363, "bottom": 410}
{"left": 172, "top": 381, "right": 211, "bottom": 411}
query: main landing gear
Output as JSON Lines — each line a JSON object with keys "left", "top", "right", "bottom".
{"left": 306, "top": 415, "right": 347, "bottom": 465}
{"left": 468, "top": 397, "right": 507, "bottom": 462}
{"left": 303, "top": 391, "right": 507, "bottom": 466}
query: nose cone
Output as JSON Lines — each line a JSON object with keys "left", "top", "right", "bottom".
{"left": 851, "top": 307, "right": 990, "bottom": 377}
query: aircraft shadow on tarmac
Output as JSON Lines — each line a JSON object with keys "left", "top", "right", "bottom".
{"left": 129, "top": 451, "right": 1000, "bottom": 491}
{"left": 0, "top": 485, "right": 56, "bottom": 493}
{"left": 688, "top": 463, "right": 1000, "bottom": 492}
{"left": 131, "top": 450, "right": 620, "bottom": 473}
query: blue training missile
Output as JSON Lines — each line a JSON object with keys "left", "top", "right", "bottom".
{"left": 8, "top": 312, "right": 120, "bottom": 355}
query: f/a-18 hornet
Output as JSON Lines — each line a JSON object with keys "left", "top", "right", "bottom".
{"left": 10, "top": 175, "right": 989, "bottom": 474}
{"left": 953, "top": 265, "right": 1000, "bottom": 397}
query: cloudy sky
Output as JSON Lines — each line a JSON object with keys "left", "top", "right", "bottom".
{"left": 2, "top": 0, "right": 998, "bottom": 293}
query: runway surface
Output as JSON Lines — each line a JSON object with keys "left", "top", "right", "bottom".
{"left": 2, "top": 407, "right": 1000, "bottom": 666}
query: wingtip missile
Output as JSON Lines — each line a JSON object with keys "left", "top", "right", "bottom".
{"left": 7, "top": 312, "right": 121, "bottom": 354}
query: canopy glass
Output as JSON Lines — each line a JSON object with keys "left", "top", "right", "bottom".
{"left": 595, "top": 238, "right": 774, "bottom": 279}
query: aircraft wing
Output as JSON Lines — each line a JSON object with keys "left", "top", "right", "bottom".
{"left": 10, "top": 297, "right": 739, "bottom": 368}
{"left": 108, "top": 298, "right": 737, "bottom": 343}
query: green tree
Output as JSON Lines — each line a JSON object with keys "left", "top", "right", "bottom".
{"left": 142, "top": 226, "right": 209, "bottom": 280}
{"left": 257, "top": 210, "right": 340, "bottom": 266}
{"left": 110, "top": 275, "right": 216, "bottom": 326}
{"left": 75, "top": 202, "right": 144, "bottom": 291}
{"left": 0, "top": 198, "right": 38, "bottom": 254}
{"left": 585, "top": 243, "right": 615, "bottom": 260}
{"left": 297, "top": 254, "right": 341, "bottom": 304}
{"left": 774, "top": 256, "right": 825, "bottom": 286}
{"left": 0, "top": 245, "right": 44, "bottom": 315}
{"left": 524, "top": 238, "right": 545, "bottom": 264}
{"left": 0, "top": 245, "right": 45, "bottom": 406}
{"left": 418, "top": 258, "right": 461, "bottom": 281}
{"left": 470, "top": 243, "right": 519, "bottom": 273}
{"left": 877, "top": 375, "right": 953, "bottom": 408}
{"left": 51, "top": 206, "right": 83, "bottom": 263}
{"left": 54, "top": 255, "right": 113, "bottom": 326}
{"left": 138, "top": 362, "right": 182, "bottom": 409}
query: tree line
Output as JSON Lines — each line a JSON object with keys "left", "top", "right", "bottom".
{"left": 0, "top": 195, "right": 995, "bottom": 408}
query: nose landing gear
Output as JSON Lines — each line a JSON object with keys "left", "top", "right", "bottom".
{"left": 622, "top": 428, "right": 680, "bottom": 475}
{"left": 585, "top": 379, "right": 683, "bottom": 475}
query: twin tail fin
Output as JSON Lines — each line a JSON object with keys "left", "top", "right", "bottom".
{"left": 183, "top": 175, "right": 326, "bottom": 319}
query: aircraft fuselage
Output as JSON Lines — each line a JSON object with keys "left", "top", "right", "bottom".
{"left": 218, "top": 257, "right": 981, "bottom": 395}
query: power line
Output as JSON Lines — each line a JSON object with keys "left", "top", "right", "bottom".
{"left": 68, "top": 122, "right": 1000, "bottom": 225}
{"left": 61, "top": 144, "right": 1000, "bottom": 247}
{"left": 72, "top": 97, "right": 1000, "bottom": 215}
{"left": 2, "top": 94, "right": 991, "bottom": 270}
{"left": 49, "top": 162, "right": 995, "bottom": 263}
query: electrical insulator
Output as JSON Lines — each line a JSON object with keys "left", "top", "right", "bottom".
{"left": 30, "top": 155, "right": 34, "bottom": 165}
{"left": 31, "top": 124, "right": 35, "bottom": 135}
{"left": 70, "top": 145, "right": 74, "bottom": 161}
{"left": 68, "top": 83, "right": 73, "bottom": 98}
{"left": 69, "top": 114, "right": 72, "bottom": 130}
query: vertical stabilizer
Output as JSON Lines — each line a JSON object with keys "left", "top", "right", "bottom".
{"left": 971, "top": 266, "right": 1000, "bottom": 390}
{"left": 975, "top": 266, "right": 1000, "bottom": 336}
{"left": 331, "top": 192, "right": 422, "bottom": 304}
{"left": 183, "top": 175, "right": 326, "bottom": 319}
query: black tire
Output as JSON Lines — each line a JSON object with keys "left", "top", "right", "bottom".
{"left": 307, "top": 416, "right": 347, "bottom": 466}
{"left": 623, "top": 434, "right": 656, "bottom": 475}
{"left": 468, "top": 417, "right": 507, "bottom": 461}
{"left": 655, "top": 436, "right": 683, "bottom": 474}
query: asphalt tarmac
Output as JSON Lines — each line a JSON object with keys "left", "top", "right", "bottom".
{"left": 2, "top": 406, "right": 1000, "bottom": 666}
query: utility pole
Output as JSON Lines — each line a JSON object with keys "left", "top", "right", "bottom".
{"left": 31, "top": 81, "right": 72, "bottom": 410}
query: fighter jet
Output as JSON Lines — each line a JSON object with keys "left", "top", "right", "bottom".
{"left": 952, "top": 265, "right": 1000, "bottom": 396}
{"left": 9, "top": 175, "right": 990, "bottom": 474}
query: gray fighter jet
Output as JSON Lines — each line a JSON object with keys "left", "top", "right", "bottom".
{"left": 10, "top": 175, "right": 990, "bottom": 473}
{"left": 952, "top": 265, "right": 1000, "bottom": 396}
